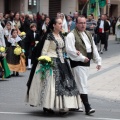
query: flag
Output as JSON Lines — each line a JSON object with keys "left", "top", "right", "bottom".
{"left": 93, "top": 0, "right": 100, "bottom": 19}
{"left": 87, "top": 0, "right": 100, "bottom": 20}
{"left": 87, "top": 1, "right": 91, "bottom": 16}
{"left": 89, "top": 0, "right": 96, "bottom": 13}
{"left": 99, "top": 0, "right": 106, "bottom": 8}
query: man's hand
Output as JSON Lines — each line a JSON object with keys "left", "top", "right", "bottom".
{"left": 84, "top": 57, "right": 89, "bottom": 63}
{"left": 96, "top": 65, "right": 101, "bottom": 70}
{"left": 76, "top": 50, "right": 80, "bottom": 56}
{"left": 90, "top": 25, "right": 95, "bottom": 29}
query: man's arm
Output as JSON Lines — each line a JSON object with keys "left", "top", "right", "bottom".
{"left": 92, "top": 37, "right": 102, "bottom": 66}
{"left": 65, "top": 32, "right": 86, "bottom": 62}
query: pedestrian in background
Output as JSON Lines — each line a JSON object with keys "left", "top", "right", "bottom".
{"left": 104, "top": 14, "right": 111, "bottom": 51}
{"left": 60, "top": 13, "right": 68, "bottom": 32}
{"left": 12, "top": 12, "right": 24, "bottom": 34}
{"left": 25, "top": 23, "right": 40, "bottom": 70}
{"left": 6, "top": 29, "right": 26, "bottom": 76}
{"left": 115, "top": 17, "right": 120, "bottom": 44}
{"left": 67, "top": 15, "right": 76, "bottom": 32}
{"left": 86, "top": 14, "right": 97, "bottom": 45}
{"left": 42, "top": 16, "right": 50, "bottom": 34}
{"left": 4, "top": 21, "right": 14, "bottom": 47}
{"left": 95, "top": 14, "right": 110, "bottom": 54}
{"left": 111, "top": 17, "right": 117, "bottom": 35}
{"left": 0, "top": 19, "right": 6, "bottom": 47}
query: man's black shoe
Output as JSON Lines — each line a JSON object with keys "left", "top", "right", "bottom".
{"left": 86, "top": 108, "right": 95, "bottom": 115}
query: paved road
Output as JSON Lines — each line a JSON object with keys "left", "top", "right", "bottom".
{"left": 0, "top": 35, "right": 120, "bottom": 120}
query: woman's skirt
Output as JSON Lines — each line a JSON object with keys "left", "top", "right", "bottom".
{"left": 1, "top": 57, "right": 11, "bottom": 78}
{"left": 6, "top": 46, "right": 26, "bottom": 72}
{"left": 26, "top": 58, "right": 82, "bottom": 110}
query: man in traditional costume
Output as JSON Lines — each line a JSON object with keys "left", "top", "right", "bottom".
{"left": 95, "top": 14, "right": 110, "bottom": 53}
{"left": 65, "top": 16, "right": 102, "bottom": 115}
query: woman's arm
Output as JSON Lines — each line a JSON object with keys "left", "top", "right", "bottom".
{"left": 41, "top": 40, "right": 50, "bottom": 56}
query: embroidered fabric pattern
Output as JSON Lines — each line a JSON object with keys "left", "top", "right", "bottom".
{"left": 53, "top": 58, "right": 79, "bottom": 96}
{"left": 39, "top": 73, "right": 49, "bottom": 106}
{"left": 40, "top": 33, "right": 79, "bottom": 96}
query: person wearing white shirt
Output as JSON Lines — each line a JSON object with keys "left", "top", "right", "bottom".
{"left": 0, "top": 22, "right": 6, "bottom": 47}
{"left": 95, "top": 15, "right": 110, "bottom": 54}
{"left": 66, "top": 16, "right": 102, "bottom": 115}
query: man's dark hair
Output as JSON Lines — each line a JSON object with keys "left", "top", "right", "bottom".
{"left": 76, "top": 15, "right": 86, "bottom": 23}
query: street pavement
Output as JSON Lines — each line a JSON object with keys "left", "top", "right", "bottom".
{"left": 89, "top": 35, "right": 120, "bottom": 102}
{"left": 0, "top": 35, "right": 120, "bottom": 120}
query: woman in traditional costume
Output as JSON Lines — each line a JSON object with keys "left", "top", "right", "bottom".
{"left": 26, "top": 17, "right": 82, "bottom": 115}
{"left": 0, "top": 21, "right": 11, "bottom": 79}
{"left": 115, "top": 17, "right": 120, "bottom": 43}
{"left": 12, "top": 12, "right": 23, "bottom": 34}
{"left": 60, "top": 13, "right": 68, "bottom": 33}
{"left": 0, "top": 20, "right": 6, "bottom": 47}
{"left": 4, "top": 21, "right": 15, "bottom": 47}
{"left": 6, "top": 29, "right": 26, "bottom": 76}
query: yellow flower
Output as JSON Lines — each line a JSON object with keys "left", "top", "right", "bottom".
{"left": 20, "top": 32, "right": 26, "bottom": 36}
{"left": 46, "top": 56, "right": 51, "bottom": 62}
{"left": 38, "top": 56, "right": 51, "bottom": 62}
{"left": 14, "top": 46, "right": 22, "bottom": 55}
{"left": 0, "top": 47, "right": 5, "bottom": 52}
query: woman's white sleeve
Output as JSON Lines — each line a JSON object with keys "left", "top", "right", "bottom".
{"left": 41, "top": 40, "right": 50, "bottom": 55}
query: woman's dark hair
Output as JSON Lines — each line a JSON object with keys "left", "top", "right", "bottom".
{"left": 13, "top": 12, "right": 20, "bottom": 20}
{"left": 11, "top": 29, "right": 18, "bottom": 35}
{"left": 46, "top": 17, "right": 60, "bottom": 32}
{"left": 32, "top": 17, "right": 61, "bottom": 60}
{"left": 6, "top": 21, "right": 12, "bottom": 25}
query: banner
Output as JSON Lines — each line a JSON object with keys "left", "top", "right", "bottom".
{"left": 93, "top": 0, "right": 100, "bottom": 19}
{"left": 99, "top": 0, "right": 106, "bottom": 8}
{"left": 87, "top": 0, "right": 100, "bottom": 20}
{"left": 89, "top": 0, "right": 96, "bottom": 13}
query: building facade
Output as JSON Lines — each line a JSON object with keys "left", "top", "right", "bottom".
{"left": 0, "top": 0, "right": 120, "bottom": 18}
{"left": 0, "top": 0, "right": 78, "bottom": 17}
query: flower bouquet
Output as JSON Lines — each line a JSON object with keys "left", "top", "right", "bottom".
{"left": 36, "top": 56, "right": 54, "bottom": 80}
{"left": 0, "top": 46, "right": 6, "bottom": 53}
{"left": 14, "top": 45, "right": 22, "bottom": 56}
{"left": 62, "top": 29, "right": 68, "bottom": 37}
{"left": 19, "top": 31, "right": 26, "bottom": 39}
{"left": 0, "top": 46, "right": 6, "bottom": 57}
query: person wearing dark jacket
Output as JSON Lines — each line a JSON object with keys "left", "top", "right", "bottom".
{"left": 24, "top": 23, "right": 40, "bottom": 69}
{"left": 95, "top": 14, "right": 110, "bottom": 54}
{"left": 37, "top": 14, "right": 45, "bottom": 36}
